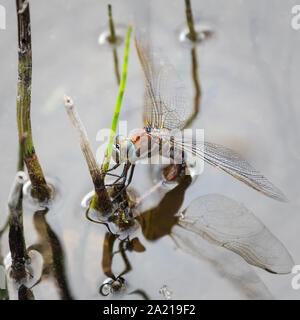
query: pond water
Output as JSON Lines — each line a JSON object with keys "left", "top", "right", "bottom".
{"left": 0, "top": 0, "right": 300, "bottom": 299}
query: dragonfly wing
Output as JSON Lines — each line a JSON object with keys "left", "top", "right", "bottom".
{"left": 159, "top": 132, "right": 286, "bottom": 201}
{"left": 135, "top": 38, "right": 190, "bottom": 130}
{"left": 178, "top": 194, "right": 294, "bottom": 274}
{"left": 150, "top": 130, "right": 286, "bottom": 201}
{"left": 199, "top": 141, "right": 287, "bottom": 201}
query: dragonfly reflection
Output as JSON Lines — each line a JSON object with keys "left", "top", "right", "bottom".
{"left": 175, "top": 194, "right": 294, "bottom": 275}
{"left": 111, "top": 38, "right": 286, "bottom": 202}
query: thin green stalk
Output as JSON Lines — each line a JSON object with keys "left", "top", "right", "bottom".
{"left": 102, "top": 25, "right": 132, "bottom": 172}
{"left": 16, "top": 0, "right": 52, "bottom": 201}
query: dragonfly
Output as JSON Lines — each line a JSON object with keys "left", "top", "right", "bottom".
{"left": 111, "top": 37, "right": 286, "bottom": 202}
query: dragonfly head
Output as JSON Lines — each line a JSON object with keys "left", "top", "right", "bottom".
{"left": 112, "top": 135, "right": 135, "bottom": 164}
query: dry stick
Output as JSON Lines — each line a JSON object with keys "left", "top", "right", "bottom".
{"left": 64, "top": 96, "right": 112, "bottom": 214}
{"left": 183, "top": 0, "right": 201, "bottom": 129}
{"left": 108, "top": 4, "right": 121, "bottom": 85}
{"left": 16, "top": 0, "right": 52, "bottom": 202}
{"left": 8, "top": 171, "right": 27, "bottom": 282}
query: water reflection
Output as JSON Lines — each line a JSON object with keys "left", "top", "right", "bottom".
{"left": 137, "top": 174, "right": 192, "bottom": 241}
{"left": 89, "top": 165, "right": 293, "bottom": 299}
{"left": 29, "top": 208, "right": 73, "bottom": 300}
{"left": 99, "top": 231, "right": 147, "bottom": 298}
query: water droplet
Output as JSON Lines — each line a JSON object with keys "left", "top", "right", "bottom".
{"left": 159, "top": 285, "right": 173, "bottom": 300}
{"left": 179, "top": 211, "right": 185, "bottom": 220}
{"left": 99, "top": 277, "right": 126, "bottom": 296}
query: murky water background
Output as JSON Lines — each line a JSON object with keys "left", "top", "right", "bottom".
{"left": 0, "top": 0, "right": 300, "bottom": 299}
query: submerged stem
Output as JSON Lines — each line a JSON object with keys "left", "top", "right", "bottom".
{"left": 16, "top": 0, "right": 52, "bottom": 201}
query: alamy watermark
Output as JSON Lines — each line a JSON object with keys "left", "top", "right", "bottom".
{"left": 291, "top": 265, "right": 300, "bottom": 290}
{"left": 291, "top": 5, "right": 300, "bottom": 30}
{"left": 0, "top": 4, "right": 6, "bottom": 30}
{"left": 95, "top": 121, "right": 204, "bottom": 175}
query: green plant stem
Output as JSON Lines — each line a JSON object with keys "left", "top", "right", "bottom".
{"left": 102, "top": 24, "right": 132, "bottom": 172}
{"left": 16, "top": 0, "right": 52, "bottom": 202}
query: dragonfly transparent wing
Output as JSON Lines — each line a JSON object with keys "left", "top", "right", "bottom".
{"left": 178, "top": 194, "right": 294, "bottom": 274}
{"left": 151, "top": 130, "right": 287, "bottom": 201}
{"left": 135, "top": 38, "right": 191, "bottom": 130}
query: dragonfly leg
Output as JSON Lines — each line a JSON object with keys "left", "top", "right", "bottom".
{"left": 125, "top": 164, "right": 135, "bottom": 188}
{"left": 104, "top": 183, "right": 125, "bottom": 187}
{"left": 112, "top": 162, "right": 131, "bottom": 185}
{"left": 105, "top": 163, "right": 121, "bottom": 172}
{"left": 104, "top": 172, "right": 123, "bottom": 178}
{"left": 111, "top": 163, "right": 135, "bottom": 201}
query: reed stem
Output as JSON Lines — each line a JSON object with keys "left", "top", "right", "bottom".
{"left": 16, "top": 0, "right": 52, "bottom": 202}
{"left": 64, "top": 96, "right": 112, "bottom": 213}
{"left": 185, "top": 0, "right": 197, "bottom": 41}
{"left": 107, "top": 4, "right": 120, "bottom": 84}
{"left": 108, "top": 4, "right": 117, "bottom": 44}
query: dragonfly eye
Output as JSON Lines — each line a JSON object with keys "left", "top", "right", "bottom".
{"left": 145, "top": 124, "right": 151, "bottom": 133}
